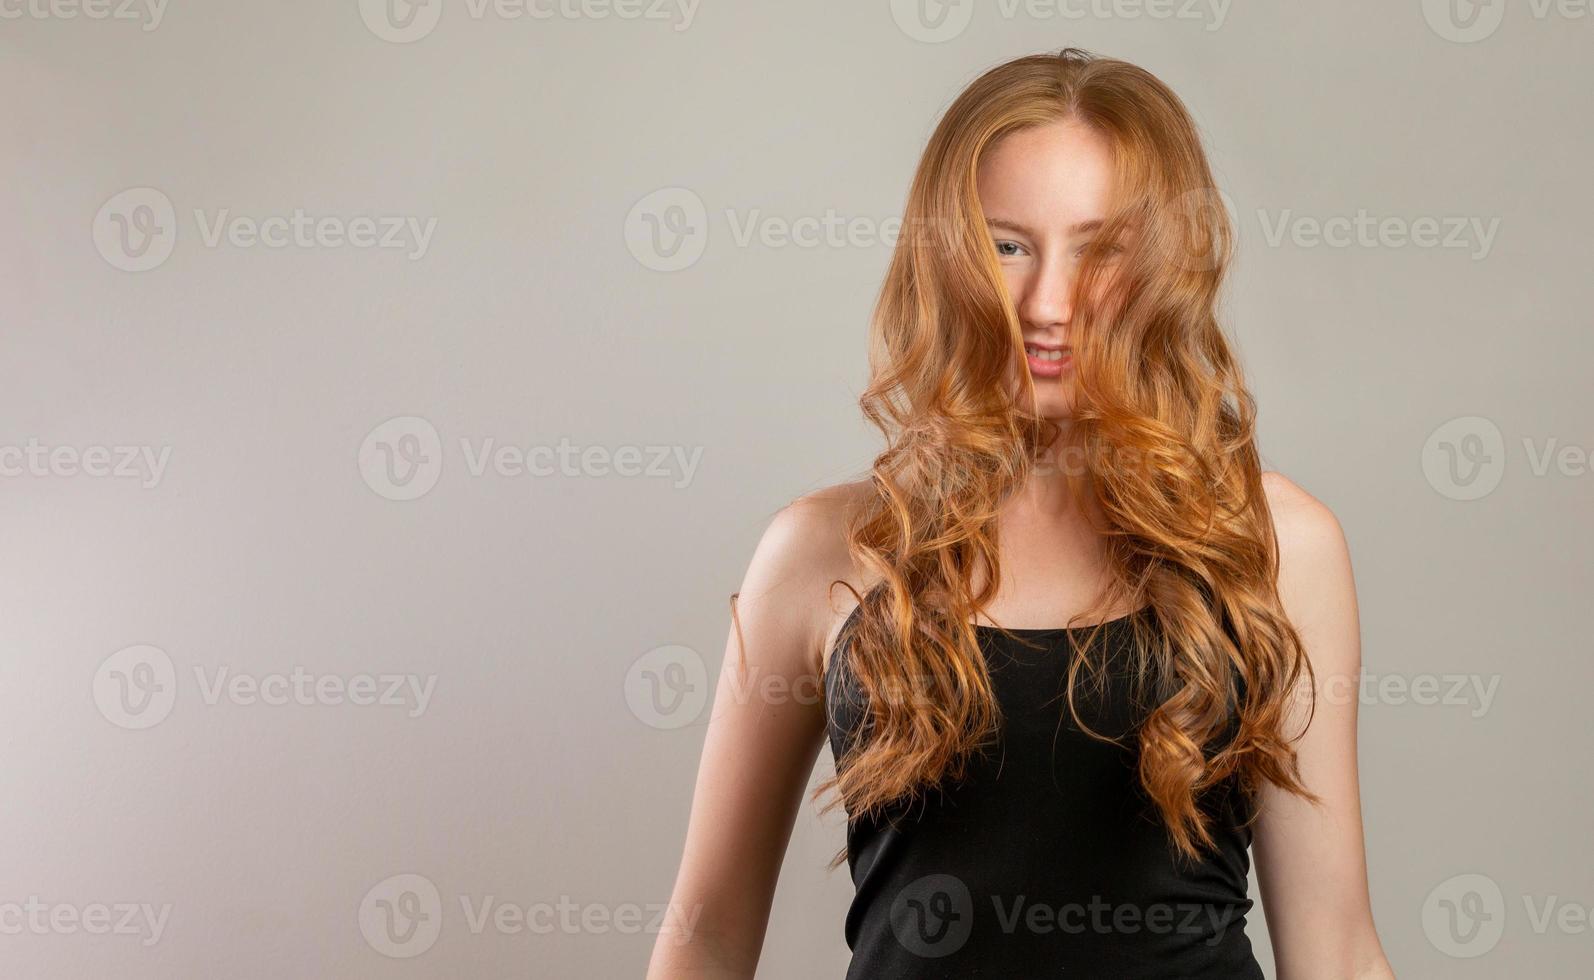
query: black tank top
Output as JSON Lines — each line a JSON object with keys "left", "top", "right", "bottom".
{"left": 823, "top": 604, "right": 1264, "bottom": 978}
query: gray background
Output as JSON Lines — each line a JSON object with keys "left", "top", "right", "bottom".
{"left": 4, "top": 0, "right": 1591, "bottom": 976}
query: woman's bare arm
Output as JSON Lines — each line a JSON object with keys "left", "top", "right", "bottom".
{"left": 1253, "top": 473, "right": 1396, "bottom": 979}
{"left": 647, "top": 493, "right": 854, "bottom": 979}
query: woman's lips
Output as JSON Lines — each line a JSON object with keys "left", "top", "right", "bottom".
{"left": 1025, "top": 344, "right": 1071, "bottom": 378}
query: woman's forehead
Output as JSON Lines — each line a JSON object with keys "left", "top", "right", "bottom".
{"left": 977, "top": 121, "right": 1116, "bottom": 231}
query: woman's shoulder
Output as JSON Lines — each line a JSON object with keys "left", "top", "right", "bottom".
{"left": 760, "top": 479, "right": 878, "bottom": 607}
{"left": 1261, "top": 470, "right": 1349, "bottom": 569}
{"left": 739, "top": 480, "right": 878, "bottom": 676}
{"left": 1260, "top": 470, "right": 1357, "bottom": 670}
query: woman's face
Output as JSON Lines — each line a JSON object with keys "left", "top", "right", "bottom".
{"left": 976, "top": 118, "right": 1121, "bottom": 421}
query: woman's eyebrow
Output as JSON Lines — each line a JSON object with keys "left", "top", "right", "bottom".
{"left": 985, "top": 217, "right": 1036, "bottom": 237}
{"left": 985, "top": 217, "right": 1105, "bottom": 236}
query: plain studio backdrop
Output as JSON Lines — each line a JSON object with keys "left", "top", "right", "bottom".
{"left": 3, "top": 1, "right": 1591, "bottom": 977}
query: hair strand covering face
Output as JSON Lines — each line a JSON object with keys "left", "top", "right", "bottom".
{"left": 812, "top": 48, "right": 1321, "bottom": 868}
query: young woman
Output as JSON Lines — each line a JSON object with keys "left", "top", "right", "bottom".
{"left": 649, "top": 49, "right": 1394, "bottom": 979}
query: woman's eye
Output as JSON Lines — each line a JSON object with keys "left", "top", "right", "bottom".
{"left": 994, "top": 240, "right": 1025, "bottom": 257}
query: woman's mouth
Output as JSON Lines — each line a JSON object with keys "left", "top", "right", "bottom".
{"left": 1025, "top": 344, "right": 1071, "bottom": 378}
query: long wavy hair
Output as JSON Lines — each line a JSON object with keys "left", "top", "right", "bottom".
{"left": 817, "top": 49, "right": 1319, "bottom": 864}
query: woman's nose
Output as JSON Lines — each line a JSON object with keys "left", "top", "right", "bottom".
{"left": 1018, "top": 256, "right": 1073, "bottom": 330}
